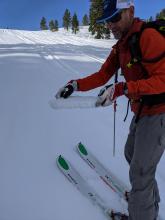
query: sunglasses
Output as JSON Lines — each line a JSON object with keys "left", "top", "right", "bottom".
{"left": 106, "top": 10, "right": 123, "bottom": 24}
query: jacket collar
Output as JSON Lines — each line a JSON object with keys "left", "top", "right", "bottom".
{"left": 118, "top": 18, "right": 144, "bottom": 46}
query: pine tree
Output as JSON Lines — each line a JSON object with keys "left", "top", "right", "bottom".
{"left": 156, "top": 13, "right": 160, "bottom": 20}
{"left": 161, "top": 9, "right": 165, "bottom": 18}
{"left": 49, "top": 20, "right": 56, "bottom": 31}
{"left": 54, "top": 20, "right": 59, "bottom": 31}
{"left": 40, "top": 17, "right": 48, "bottom": 30}
{"left": 89, "top": 0, "right": 105, "bottom": 39}
{"left": 63, "top": 9, "right": 71, "bottom": 31}
{"left": 156, "top": 8, "right": 165, "bottom": 19}
{"left": 72, "top": 13, "right": 79, "bottom": 34}
{"left": 160, "top": 9, "right": 165, "bottom": 19}
{"left": 82, "top": 14, "right": 89, "bottom": 26}
{"left": 148, "top": 16, "right": 153, "bottom": 22}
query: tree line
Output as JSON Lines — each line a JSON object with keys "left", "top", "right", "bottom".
{"left": 40, "top": 0, "right": 111, "bottom": 38}
{"left": 40, "top": 10, "right": 89, "bottom": 34}
{"left": 148, "top": 8, "right": 165, "bottom": 21}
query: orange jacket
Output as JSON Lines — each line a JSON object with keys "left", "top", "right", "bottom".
{"left": 76, "top": 18, "right": 165, "bottom": 116}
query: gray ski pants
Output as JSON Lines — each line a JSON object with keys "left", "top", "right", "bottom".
{"left": 125, "top": 113, "right": 165, "bottom": 220}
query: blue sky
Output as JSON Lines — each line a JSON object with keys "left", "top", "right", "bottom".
{"left": 0, "top": 0, "right": 164, "bottom": 30}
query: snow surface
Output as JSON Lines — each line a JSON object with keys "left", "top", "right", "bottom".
{"left": 0, "top": 26, "right": 165, "bottom": 220}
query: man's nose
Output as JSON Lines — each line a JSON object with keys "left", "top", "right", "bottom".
{"left": 106, "top": 22, "right": 112, "bottom": 29}
{"left": 106, "top": 22, "right": 115, "bottom": 29}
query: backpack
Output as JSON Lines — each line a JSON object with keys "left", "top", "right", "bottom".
{"left": 126, "top": 19, "right": 165, "bottom": 122}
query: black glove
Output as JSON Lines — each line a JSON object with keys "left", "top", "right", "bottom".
{"left": 56, "top": 81, "right": 78, "bottom": 99}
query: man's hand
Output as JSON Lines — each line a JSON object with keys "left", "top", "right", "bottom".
{"left": 95, "top": 82, "right": 126, "bottom": 107}
{"left": 56, "top": 80, "right": 78, "bottom": 99}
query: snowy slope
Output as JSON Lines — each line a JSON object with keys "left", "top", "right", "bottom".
{"left": 0, "top": 27, "right": 165, "bottom": 220}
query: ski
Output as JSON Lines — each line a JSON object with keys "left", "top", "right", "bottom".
{"left": 76, "top": 143, "right": 164, "bottom": 220}
{"left": 76, "top": 142, "right": 129, "bottom": 201}
{"left": 57, "top": 155, "right": 128, "bottom": 220}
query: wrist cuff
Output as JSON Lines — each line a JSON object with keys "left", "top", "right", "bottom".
{"left": 68, "top": 80, "right": 78, "bottom": 91}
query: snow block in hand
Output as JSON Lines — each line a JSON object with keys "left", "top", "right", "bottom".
{"left": 49, "top": 96, "right": 98, "bottom": 109}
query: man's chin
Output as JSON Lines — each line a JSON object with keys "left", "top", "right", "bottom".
{"left": 113, "top": 33, "right": 122, "bottom": 40}
{"left": 112, "top": 30, "right": 122, "bottom": 40}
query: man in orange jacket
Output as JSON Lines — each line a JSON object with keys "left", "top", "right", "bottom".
{"left": 56, "top": 0, "right": 165, "bottom": 219}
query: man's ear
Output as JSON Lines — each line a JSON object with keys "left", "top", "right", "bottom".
{"left": 129, "top": 6, "right": 135, "bottom": 18}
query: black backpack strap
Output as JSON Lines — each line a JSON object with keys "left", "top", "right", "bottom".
{"left": 127, "top": 32, "right": 141, "bottom": 68}
{"left": 142, "top": 51, "right": 165, "bottom": 63}
{"left": 127, "top": 19, "right": 165, "bottom": 68}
